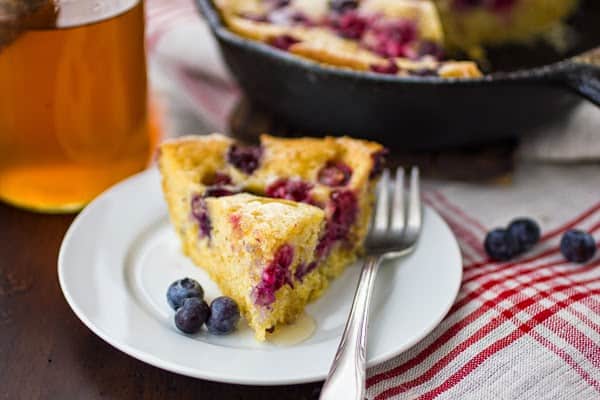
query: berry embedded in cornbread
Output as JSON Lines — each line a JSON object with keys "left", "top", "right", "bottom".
{"left": 436, "top": 0, "right": 579, "bottom": 58}
{"left": 158, "top": 134, "right": 385, "bottom": 340}
{"left": 215, "top": 0, "right": 482, "bottom": 77}
{"left": 213, "top": 0, "right": 580, "bottom": 77}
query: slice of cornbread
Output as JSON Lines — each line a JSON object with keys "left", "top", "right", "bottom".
{"left": 189, "top": 193, "right": 325, "bottom": 340}
{"left": 159, "top": 133, "right": 385, "bottom": 340}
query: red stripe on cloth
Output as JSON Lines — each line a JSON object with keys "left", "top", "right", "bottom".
{"left": 464, "top": 245, "right": 559, "bottom": 272}
{"left": 456, "top": 256, "right": 600, "bottom": 328}
{"left": 454, "top": 256, "right": 565, "bottom": 312}
{"left": 374, "top": 288, "right": 600, "bottom": 399}
{"left": 147, "top": 8, "right": 194, "bottom": 28}
{"left": 463, "top": 219, "right": 600, "bottom": 284}
{"left": 367, "top": 258, "right": 600, "bottom": 388}
{"left": 463, "top": 247, "right": 559, "bottom": 284}
{"left": 454, "top": 236, "right": 600, "bottom": 325}
{"left": 146, "top": 14, "right": 197, "bottom": 52}
{"left": 146, "top": 2, "right": 193, "bottom": 19}
{"left": 541, "top": 201, "right": 600, "bottom": 241}
{"left": 174, "top": 65, "right": 240, "bottom": 130}
{"left": 536, "top": 269, "right": 600, "bottom": 357}
{"left": 567, "top": 299, "right": 600, "bottom": 334}
{"left": 423, "top": 193, "right": 486, "bottom": 261}
{"left": 460, "top": 251, "right": 582, "bottom": 312}
{"left": 369, "top": 200, "right": 600, "bottom": 397}
{"left": 423, "top": 194, "right": 476, "bottom": 264}
{"left": 545, "top": 309, "right": 600, "bottom": 370}
{"left": 528, "top": 329, "right": 600, "bottom": 394}
{"left": 428, "top": 190, "right": 488, "bottom": 234}
{"left": 146, "top": 2, "right": 195, "bottom": 31}
{"left": 522, "top": 262, "right": 600, "bottom": 333}
{"left": 146, "top": 0, "right": 194, "bottom": 12}
{"left": 413, "top": 290, "right": 600, "bottom": 400}
{"left": 465, "top": 201, "right": 600, "bottom": 271}
{"left": 145, "top": 0, "right": 198, "bottom": 51}
{"left": 430, "top": 197, "right": 600, "bottom": 271}
{"left": 176, "top": 68, "right": 231, "bottom": 118}
{"left": 580, "top": 295, "right": 600, "bottom": 330}
{"left": 468, "top": 269, "right": 600, "bottom": 393}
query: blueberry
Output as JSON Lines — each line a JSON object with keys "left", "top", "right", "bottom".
{"left": 167, "top": 278, "right": 204, "bottom": 310}
{"left": 369, "top": 149, "right": 388, "bottom": 179}
{"left": 253, "top": 245, "right": 295, "bottom": 306}
{"left": 318, "top": 161, "right": 353, "bottom": 186}
{"left": 329, "top": 0, "right": 358, "bottom": 13}
{"left": 507, "top": 218, "right": 541, "bottom": 252}
{"left": 452, "top": 0, "right": 485, "bottom": 11}
{"left": 174, "top": 298, "right": 210, "bottom": 334}
{"left": 267, "top": 0, "right": 290, "bottom": 9}
{"left": 206, "top": 297, "right": 241, "bottom": 335}
{"left": 211, "top": 172, "right": 232, "bottom": 185}
{"left": 484, "top": 228, "right": 520, "bottom": 261}
{"left": 560, "top": 229, "right": 596, "bottom": 263}
{"left": 417, "top": 40, "right": 445, "bottom": 60}
{"left": 408, "top": 68, "right": 438, "bottom": 77}
{"left": 316, "top": 190, "right": 358, "bottom": 257}
{"left": 265, "top": 178, "right": 314, "bottom": 203}
{"left": 268, "top": 34, "right": 301, "bottom": 51}
{"left": 191, "top": 195, "right": 211, "bottom": 238}
{"left": 226, "top": 145, "right": 262, "bottom": 174}
{"left": 370, "top": 61, "right": 400, "bottom": 75}
{"left": 203, "top": 185, "right": 240, "bottom": 198}
{"left": 331, "top": 10, "right": 367, "bottom": 39}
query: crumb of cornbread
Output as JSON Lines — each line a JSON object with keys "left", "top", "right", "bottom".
{"left": 159, "top": 133, "right": 383, "bottom": 340}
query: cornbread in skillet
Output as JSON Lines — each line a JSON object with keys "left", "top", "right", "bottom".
{"left": 159, "top": 134, "right": 385, "bottom": 340}
{"left": 436, "top": 0, "right": 579, "bottom": 58}
{"left": 213, "top": 0, "right": 579, "bottom": 77}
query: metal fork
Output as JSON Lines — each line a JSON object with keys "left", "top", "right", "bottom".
{"left": 319, "top": 167, "right": 423, "bottom": 400}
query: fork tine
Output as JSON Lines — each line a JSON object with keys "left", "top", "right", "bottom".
{"left": 406, "top": 167, "right": 422, "bottom": 237}
{"left": 390, "top": 167, "right": 405, "bottom": 234}
{"left": 372, "top": 169, "right": 390, "bottom": 233}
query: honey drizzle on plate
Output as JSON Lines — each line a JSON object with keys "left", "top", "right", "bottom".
{"left": 267, "top": 313, "right": 316, "bottom": 346}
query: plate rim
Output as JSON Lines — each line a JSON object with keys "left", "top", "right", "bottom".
{"left": 58, "top": 167, "right": 463, "bottom": 385}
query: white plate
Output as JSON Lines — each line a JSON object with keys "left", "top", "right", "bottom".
{"left": 58, "top": 168, "right": 462, "bottom": 385}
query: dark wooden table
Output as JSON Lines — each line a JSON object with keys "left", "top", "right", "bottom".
{"left": 0, "top": 202, "right": 322, "bottom": 399}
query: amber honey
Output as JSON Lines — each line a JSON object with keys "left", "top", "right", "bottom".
{"left": 0, "top": 0, "right": 157, "bottom": 212}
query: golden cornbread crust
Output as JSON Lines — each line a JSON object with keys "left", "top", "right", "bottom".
{"left": 214, "top": 0, "right": 483, "bottom": 77}
{"left": 159, "top": 133, "right": 383, "bottom": 340}
{"left": 436, "top": 0, "right": 579, "bottom": 56}
{"left": 214, "top": 0, "right": 579, "bottom": 77}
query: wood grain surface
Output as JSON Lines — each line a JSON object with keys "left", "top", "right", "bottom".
{"left": 0, "top": 202, "right": 322, "bottom": 399}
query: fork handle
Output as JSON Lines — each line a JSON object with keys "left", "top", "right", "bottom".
{"left": 319, "top": 255, "right": 381, "bottom": 400}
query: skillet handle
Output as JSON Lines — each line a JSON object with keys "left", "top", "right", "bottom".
{"left": 561, "top": 50, "right": 600, "bottom": 106}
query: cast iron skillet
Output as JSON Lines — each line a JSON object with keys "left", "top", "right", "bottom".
{"left": 196, "top": 0, "right": 600, "bottom": 150}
